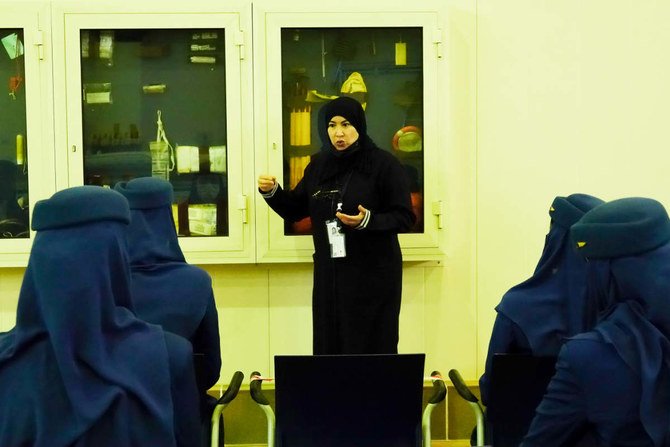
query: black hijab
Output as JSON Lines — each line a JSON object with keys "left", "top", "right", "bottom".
{"left": 318, "top": 97, "right": 379, "bottom": 179}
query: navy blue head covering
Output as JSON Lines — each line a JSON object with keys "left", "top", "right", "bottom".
{"left": 0, "top": 186, "right": 176, "bottom": 446}
{"left": 571, "top": 197, "right": 670, "bottom": 260}
{"left": 571, "top": 197, "right": 670, "bottom": 446}
{"left": 114, "top": 177, "right": 185, "bottom": 264}
{"left": 115, "top": 177, "right": 214, "bottom": 345}
{"left": 495, "top": 193, "right": 604, "bottom": 355}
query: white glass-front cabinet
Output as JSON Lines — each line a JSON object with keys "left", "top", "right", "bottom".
{"left": 51, "top": 0, "right": 255, "bottom": 263}
{"left": 0, "top": 1, "right": 447, "bottom": 266}
{"left": 253, "top": 0, "right": 447, "bottom": 262}
{"left": 0, "top": 2, "right": 55, "bottom": 267}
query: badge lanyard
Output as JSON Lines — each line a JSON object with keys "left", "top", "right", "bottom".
{"left": 328, "top": 169, "right": 354, "bottom": 259}
{"left": 335, "top": 170, "right": 354, "bottom": 213}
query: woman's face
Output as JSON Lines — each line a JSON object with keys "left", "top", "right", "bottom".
{"left": 327, "top": 116, "right": 359, "bottom": 151}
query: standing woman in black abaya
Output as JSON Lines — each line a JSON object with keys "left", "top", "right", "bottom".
{"left": 258, "top": 96, "right": 415, "bottom": 355}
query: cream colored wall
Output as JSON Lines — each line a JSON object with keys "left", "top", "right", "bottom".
{"left": 0, "top": 269, "right": 23, "bottom": 330}
{"left": 476, "top": 0, "right": 670, "bottom": 376}
{"left": 207, "top": 263, "right": 457, "bottom": 382}
{"left": 0, "top": 260, "right": 472, "bottom": 384}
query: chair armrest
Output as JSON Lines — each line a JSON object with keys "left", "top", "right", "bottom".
{"left": 250, "top": 371, "right": 271, "bottom": 406}
{"left": 448, "top": 369, "right": 479, "bottom": 403}
{"left": 217, "top": 370, "right": 244, "bottom": 405}
{"left": 428, "top": 370, "right": 447, "bottom": 404}
{"left": 448, "top": 369, "right": 486, "bottom": 447}
{"left": 249, "top": 371, "right": 275, "bottom": 447}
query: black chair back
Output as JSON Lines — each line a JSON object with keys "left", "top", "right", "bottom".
{"left": 274, "top": 354, "right": 425, "bottom": 447}
{"left": 487, "top": 354, "right": 557, "bottom": 447}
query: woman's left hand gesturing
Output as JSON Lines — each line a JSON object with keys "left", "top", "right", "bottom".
{"left": 336, "top": 205, "right": 368, "bottom": 228}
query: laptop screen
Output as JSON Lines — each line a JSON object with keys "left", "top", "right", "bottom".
{"left": 273, "top": 353, "right": 425, "bottom": 447}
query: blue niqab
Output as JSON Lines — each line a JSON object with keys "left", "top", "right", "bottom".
{"left": 0, "top": 186, "right": 176, "bottom": 446}
{"left": 495, "top": 193, "right": 604, "bottom": 355}
{"left": 114, "top": 176, "right": 185, "bottom": 265}
{"left": 115, "top": 178, "right": 218, "bottom": 380}
{"left": 571, "top": 197, "right": 670, "bottom": 446}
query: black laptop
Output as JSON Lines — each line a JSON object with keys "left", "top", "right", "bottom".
{"left": 274, "top": 353, "right": 425, "bottom": 447}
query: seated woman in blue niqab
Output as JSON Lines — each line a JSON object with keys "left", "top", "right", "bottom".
{"left": 0, "top": 185, "right": 202, "bottom": 447}
{"left": 522, "top": 197, "right": 670, "bottom": 446}
{"left": 114, "top": 177, "right": 221, "bottom": 421}
{"left": 479, "top": 193, "right": 604, "bottom": 406}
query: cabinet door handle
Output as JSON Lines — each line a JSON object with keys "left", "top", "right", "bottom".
{"left": 237, "top": 195, "right": 248, "bottom": 224}
{"left": 71, "top": 145, "right": 77, "bottom": 152}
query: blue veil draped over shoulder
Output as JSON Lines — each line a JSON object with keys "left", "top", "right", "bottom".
{"left": 114, "top": 177, "right": 214, "bottom": 342}
{"left": 571, "top": 197, "right": 670, "bottom": 447}
{"left": 115, "top": 177, "right": 220, "bottom": 392}
{"left": 0, "top": 186, "right": 177, "bottom": 446}
{"left": 495, "top": 193, "right": 604, "bottom": 355}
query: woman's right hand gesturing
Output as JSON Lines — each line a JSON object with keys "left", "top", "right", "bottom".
{"left": 257, "top": 175, "right": 277, "bottom": 193}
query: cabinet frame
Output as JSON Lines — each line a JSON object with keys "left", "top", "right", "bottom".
{"left": 0, "top": 2, "right": 55, "bottom": 267}
{"left": 0, "top": 0, "right": 448, "bottom": 266}
{"left": 50, "top": 0, "right": 256, "bottom": 264}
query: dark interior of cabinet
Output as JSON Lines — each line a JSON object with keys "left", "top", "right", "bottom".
{"left": 0, "top": 28, "right": 29, "bottom": 238}
{"left": 80, "top": 28, "right": 228, "bottom": 237}
{"left": 280, "top": 27, "right": 425, "bottom": 236}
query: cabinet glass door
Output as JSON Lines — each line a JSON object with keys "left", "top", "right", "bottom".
{"left": 0, "top": 4, "right": 54, "bottom": 267}
{"left": 255, "top": 9, "right": 444, "bottom": 262}
{"left": 57, "top": 7, "right": 253, "bottom": 263}
{"left": 0, "top": 28, "right": 29, "bottom": 240}
{"left": 78, "top": 27, "right": 230, "bottom": 237}
{"left": 279, "top": 27, "right": 425, "bottom": 237}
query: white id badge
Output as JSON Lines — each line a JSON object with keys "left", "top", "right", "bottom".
{"left": 326, "top": 219, "right": 346, "bottom": 258}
